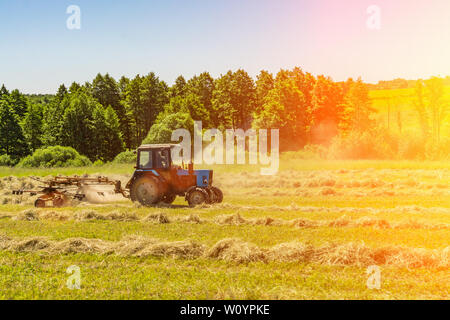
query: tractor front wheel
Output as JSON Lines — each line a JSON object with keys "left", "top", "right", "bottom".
{"left": 162, "top": 194, "right": 176, "bottom": 204}
{"left": 130, "top": 176, "right": 162, "bottom": 206}
{"left": 187, "top": 188, "right": 208, "bottom": 207}
{"left": 210, "top": 186, "right": 223, "bottom": 203}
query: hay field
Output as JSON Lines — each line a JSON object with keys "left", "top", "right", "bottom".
{"left": 0, "top": 160, "right": 449, "bottom": 299}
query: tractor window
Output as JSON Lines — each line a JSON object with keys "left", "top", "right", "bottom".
{"left": 156, "top": 149, "right": 170, "bottom": 169}
{"left": 139, "top": 150, "right": 152, "bottom": 169}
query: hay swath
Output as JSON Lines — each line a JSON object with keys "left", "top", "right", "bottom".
{"left": 12, "top": 176, "right": 129, "bottom": 208}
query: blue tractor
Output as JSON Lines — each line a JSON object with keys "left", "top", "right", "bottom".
{"left": 125, "top": 144, "right": 223, "bottom": 207}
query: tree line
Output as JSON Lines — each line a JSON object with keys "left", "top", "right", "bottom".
{"left": 0, "top": 67, "right": 385, "bottom": 165}
{"left": 367, "top": 76, "right": 450, "bottom": 90}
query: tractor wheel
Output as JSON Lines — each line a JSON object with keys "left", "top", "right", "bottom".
{"left": 53, "top": 193, "right": 69, "bottom": 207}
{"left": 34, "top": 198, "right": 46, "bottom": 208}
{"left": 210, "top": 186, "right": 223, "bottom": 203}
{"left": 187, "top": 188, "right": 208, "bottom": 207}
{"left": 53, "top": 196, "right": 65, "bottom": 208}
{"left": 204, "top": 188, "right": 215, "bottom": 204}
{"left": 162, "top": 194, "right": 176, "bottom": 204}
{"left": 130, "top": 176, "right": 162, "bottom": 206}
{"left": 130, "top": 186, "right": 137, "bottom": 202}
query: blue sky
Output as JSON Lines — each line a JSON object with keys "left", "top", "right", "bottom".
{"left": 1, "top": 0, "right": 449, "bottom": 93}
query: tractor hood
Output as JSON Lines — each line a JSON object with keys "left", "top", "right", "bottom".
{"left": 194, "top": 170, "right": 213, "bottom": 187}
{"left": 177, "top": 169, "right": 213, "bottom": 187}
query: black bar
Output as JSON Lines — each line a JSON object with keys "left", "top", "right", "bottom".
{"left": 0, "top": 300, "right": 445, "bottom": 319}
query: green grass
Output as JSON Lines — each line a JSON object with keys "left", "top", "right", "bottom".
{"left": 0, "top": 160, "right": 449, "bottom": 299}
{"left": 1, "top": 219, "right": 448, "bottom": 249}
{"left": 0, "top": 252, "right": 448, "bottom": 300}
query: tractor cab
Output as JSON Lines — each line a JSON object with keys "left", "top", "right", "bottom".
{"left": 136, "top": 144, "right": 176, "bottom": 171}
{"left": 126, "top": 144, "right": 223, "bottom": 207}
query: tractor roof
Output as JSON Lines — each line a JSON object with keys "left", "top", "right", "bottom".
{"left": 137, "top": 144, "right": 180, "bottom": 150}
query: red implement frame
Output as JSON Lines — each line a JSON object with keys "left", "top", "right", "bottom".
{"left": 13, "top": 176, "right": 129, "bottom": 208}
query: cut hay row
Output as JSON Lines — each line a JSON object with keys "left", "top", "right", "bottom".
{"left": 2, "top": 170, "right": 448, "bottom": 189}
{"left": 1, "top": 170, "right": 449, "bottom": 205}
{"left": 0, "top": 234, "right": 204, "bottom": 259}
{"left": 6, "top": 209, "right": 450, "bottom": 231}
{"left": 214, "top": 213, "right": 450, "bottom": 230}
{"left": 4, "top": 189, "right": 447, "bottom": 206}
{"left": 0, "top": 234, "right": 448, "bottom": 268}
{"left": 217, "top": 171, "right": 450, "bottom": 191}
{"left": 223, "top": 178, "right": 449, "bottom": 190}
{"left": 204, "top": 203, "right": 450, "bottom": 215}
{"left": 2, "top": 187, "right": 449, "bottom": 204}
{"left": 237, "top": 188, "right": 450, "bottom": 198}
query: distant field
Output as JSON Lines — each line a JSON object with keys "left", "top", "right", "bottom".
{"left": 0, "top": 160, "right": 449, "bottom": 299}
{"left": 369, "top": 86, "right": 450, "bottom": 135}
{"left": 3, "top": 158, "right": 450, "bottom": 177}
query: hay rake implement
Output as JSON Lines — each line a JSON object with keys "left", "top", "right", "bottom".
{"left": 12, "top": 176, "right": 129, "bottom": 208}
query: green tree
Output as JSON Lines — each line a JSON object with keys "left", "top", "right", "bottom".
{"left": 413, "top": 79, "right": 430, "bottom": 139}
{"left": 211, "top": 71, "right": 234, "bottom": 128}
{"left": 118, "top": 76, "right": 130, "bottom": 95}
{"left": 22, "top": 103, "right": 43, "bottom": 152}
{"left": 91, "top": 73, "right": 130, "bottom": 148}
{"left": 255, "top": 70, "right": 274, "bottom": 113}
{"left": 0, "top": 99, "right": 28, "bottom": 159}
{"left": 186, "top": 72, "right": 215, "bottom": 126}
{"left": 92, "top": 74, "right": 121, "bottom": 110}
{"left": 69, "top": 82, "right": 82, "bottom": 93}
{"left": 212, "top": 70, "right": 256, "bottom": 129}
{"left": 92, "top": 106, "right": 124, "bottom": 161}
{"left": 425, "top": 77, "right": 447, "bottom": 143}
{"left": 184, "top": 93, "right": 210, "bottom": 123}
{"left": 143, "top": 111, "right": 194, "bottom": 145}
{"left": 310, "top": 75, "right": 345, "bottom": 144}
{"left": 122, "top": 73, "right": 168, "bottom": 147}
{"left": 104, "top": 106, "right": 124, "bottom": 156}
{"left": 289, "top": 67, "right": 316, "bottom": 131}
{"left": 170, "top": 75, "right": 187, "bottom": 98}
{"left": 0, "top": 85, "right": 9, "bottom": 98}
{"left": 160, "top": 94, "right": 209, "bottom": 125}
{"left": 340, "top": 78, "right": 375, "bottom": 134}
{"left": 231, "top": 69, "right": 257, "bottom": 128}
{"left": 253, "top": 77, "right": 307, "bottom": 150}
{"left": 9, "top": 89, "right": 29, "bottom": 118}
{"left": 141, "top": 72, "right": 169, "bottom": 135}
{"left": 56, "top": 84, "right": 68, "bottom": 101}
{"left": 122, "top": 75, "right": 145, "bottom": 147}
{"left": 41, "top": 93, "right": 67, "bottom": 146}
{"left": 412, "top": 77, "right": 449, "bottom": 144}
{"left": 59, "top": 92, "right": 105, "bottom": 161}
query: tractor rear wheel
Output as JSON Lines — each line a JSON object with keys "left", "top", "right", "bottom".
{"left": 187, "top": 188, "right": 208, "bottom": 207}
{"left": 131, "top": 176, "right": 162, "bottom": 206}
